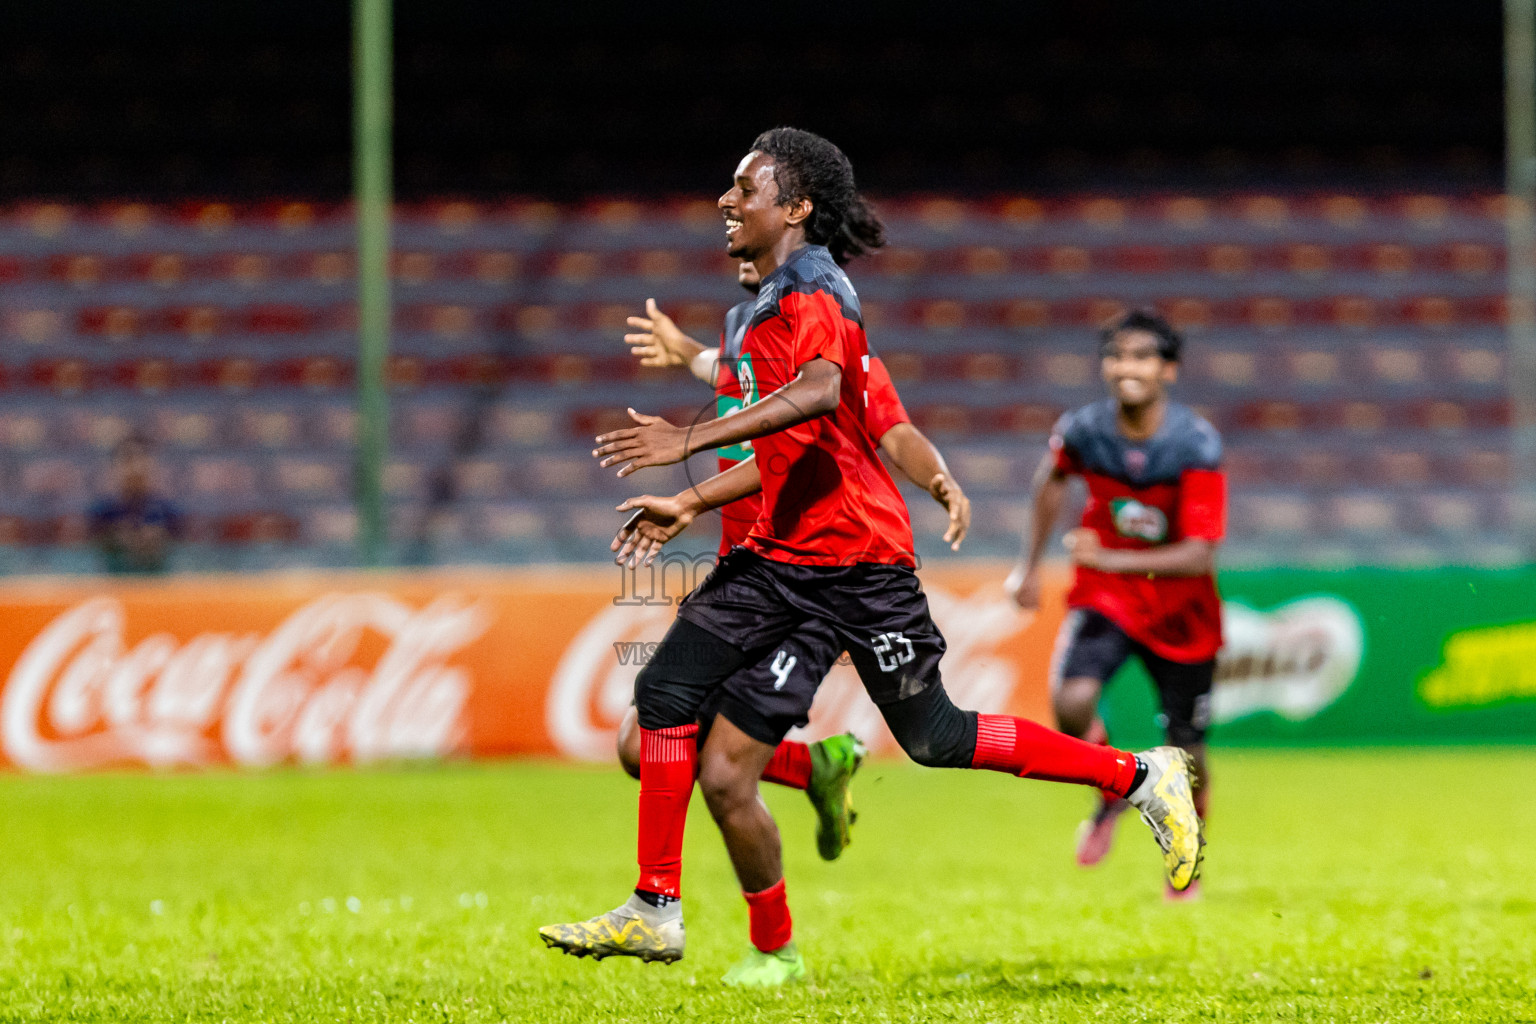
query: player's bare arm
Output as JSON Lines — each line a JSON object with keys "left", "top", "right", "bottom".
{"left": 1006, "top": 451, "right": 1070, "bottom": 610}
{"left": 592, "top": 358, "right": 841, "bottom": 476}
{"left": 610, "top": 456, "right": 763, "bottom": 567}
{"left": 624, "top": 298, "right": 722, "bottom": 383}
{"left": 878, "top": 422, "right": 970, "bottom": 550}
{"left": 1064, "top": 528, "right": 1217, "bottom": 577}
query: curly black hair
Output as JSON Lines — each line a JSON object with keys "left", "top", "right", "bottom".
{"left": 1099, "top": 308, "right": 1183, "bottom": 363}
{"left": 749, "top": 127, "right": 885, "bottom": 266}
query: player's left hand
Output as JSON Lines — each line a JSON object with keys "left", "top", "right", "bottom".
{"left": 611, "top": 494, "right": 697, "bottom": 567}
{"left": 593, "top": 409, "right": 690, "bottom": 476}
{"left": 1064, "top": 527, "right": 1103, "bottom": 569}
{"left": 928, "top": 472, "right": 971, "bottom": 551}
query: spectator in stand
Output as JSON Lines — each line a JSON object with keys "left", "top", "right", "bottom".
{"left": 89, "top": 434, "right": 182, "bottom": 575}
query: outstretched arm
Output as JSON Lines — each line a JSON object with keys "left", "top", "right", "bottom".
{"left": 1005, "top": 451, "right": 1069, "bottom": 610}
{"left": 623, "top": 299, "right": 718, "bottom": 382}
{"left": 878, "top": 421, "right": 970, "bottom": 551}
{"left": 609, "top": 457, "right": 763, "bottom": 568}
{"left": 1065, "top": 530, "right": 1216, "bottom": 577}
{"left": 593, "top": 358, "right": 842, "bottom": 477}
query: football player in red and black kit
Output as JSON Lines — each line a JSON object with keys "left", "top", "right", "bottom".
{"left": 540, "top": 129, "right": 1203, "bottom": 985}
{"left": 612, "top": 260, "right": 972, "bottom": 865}
{"left": 1006, "top": 309, "right": 1224, "bottom": 900}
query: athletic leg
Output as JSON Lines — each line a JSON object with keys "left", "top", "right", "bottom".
{"left": 821, "top": 564, "right": 1202, "bottom": 890}
{"left": 1142, "top": 649, "right": 1216, "bottom": 821}
{"left": 1050, "top": 609, "right": 1137, "bottom": 865}
{"left": 542, "top": 550, "right": 805, "bottom": 962}
{"left": 617, "top": 703, "right": 815, "bottom": 789}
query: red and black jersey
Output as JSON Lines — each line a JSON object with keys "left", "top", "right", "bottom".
{"left": 1052, "top": 399, "right": 1226, "bottom": 662}
{"left": 714, "top": 291, "right": 910, "bottom": 556}
{"left": 713, "top": 298, "right": 764, "bottom": 555}
{"left": 726, "top": 244, "right": 914, "bottom": 567}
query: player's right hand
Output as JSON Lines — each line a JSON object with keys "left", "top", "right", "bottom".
{"left": 624, "top": 299, "right": 692, "bottom": 368}
{"left": 1004, "top": 563, "right": 1041, "bottom": 612}
{"left": 611, "top": 494, "right": 697, "bottom": 568}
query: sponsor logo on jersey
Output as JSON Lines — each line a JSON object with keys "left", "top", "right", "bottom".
{"left": 1110, "top": 497, "right": 1169, "bottom": 542}
{"left": 716, "top": 352, "right": 758, "bottom": 462}
{"left": 1212, "top": 596, "right": 1363, "bottom": 723}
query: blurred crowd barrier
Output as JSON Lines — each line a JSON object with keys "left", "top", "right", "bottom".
{"left": 0, "top": 194, "right": 1519, "bottom": 572}
{"left": 0, "top": 562, "right": 1530, "bottom": 772}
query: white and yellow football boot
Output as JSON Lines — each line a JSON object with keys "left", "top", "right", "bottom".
{"left": 1126, "top": 746, "right": 1205, "bottom": 892}
{"left": 539, "top": 895, "right": 685, "bottom": 964}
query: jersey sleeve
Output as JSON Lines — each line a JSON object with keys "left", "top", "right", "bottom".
{"left": 1178, "top": 468, "right": 1227, "bottom": 541}
{"left": 865, "top": 356, "right": 911, "bottom": 440}
{"left": 788, "top": 290, "right": 847, "bottom": 371}
{"left": 1048, "top": 411, "right": 1082, "bottom": 474}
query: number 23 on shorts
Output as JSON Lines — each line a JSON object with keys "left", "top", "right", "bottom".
{"left": 871, "top": 632, "right": 915, "bottom": 673}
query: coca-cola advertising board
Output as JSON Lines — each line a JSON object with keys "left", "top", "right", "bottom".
{"left": 5, "top": 563, "right": 1519, "bottom": 772}
{"left": 0, "top": 564, "right": 1064, "bottom": 772}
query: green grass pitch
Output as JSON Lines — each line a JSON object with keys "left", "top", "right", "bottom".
{"left": 0, "top": 750, "right": 1531, "bottom": 1022}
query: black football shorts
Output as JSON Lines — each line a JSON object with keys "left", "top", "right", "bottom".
{"left": 1052, "top": 607, "right": 1214, "bottom": 746}
{"left": 678, "top": 547, "right": 947, "bottom": 710}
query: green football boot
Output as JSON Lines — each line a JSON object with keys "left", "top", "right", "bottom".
{"left": 721, "top": 944, "right": 807, "bottom": 987}
{"left": 806, "top": 732, "right": 867, "bottom": 861}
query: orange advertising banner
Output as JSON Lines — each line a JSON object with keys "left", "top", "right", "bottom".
{"left": 0, "top": 562, "right": 1066, "bottom": 771}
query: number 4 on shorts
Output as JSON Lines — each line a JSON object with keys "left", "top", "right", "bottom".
{"left": 770, "top": 650, "right": 797, "bottom": 691}
{"left": 871, "top": 632, "right": 915, "bottom": 673}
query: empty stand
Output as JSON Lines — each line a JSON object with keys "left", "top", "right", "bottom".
{"left": 0, "top": 195, "right": 1517, "bottom": 570}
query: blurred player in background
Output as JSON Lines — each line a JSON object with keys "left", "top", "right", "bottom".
{"left": 89, "top": 433, "right": 182, "bottom": 576}
{"left": 612, "top": 258, "right": 972, "bottom": 862}
{"left": 542, "top": 129, "right": 1203, "bottom": 985}
{"left": 1006, "top": 310, "right": 1225, "bottom": 900}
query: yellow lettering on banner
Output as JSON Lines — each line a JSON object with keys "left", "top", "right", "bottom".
{"left": 1419, "top": 620, "right": 1536, "bottom": 708}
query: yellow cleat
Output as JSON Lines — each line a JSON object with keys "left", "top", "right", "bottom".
{"left": 539, "top": 896, "right": 685, "bottom": 963}
{"left": 1128, "top": 746, "right": 1205, "bottom": 892}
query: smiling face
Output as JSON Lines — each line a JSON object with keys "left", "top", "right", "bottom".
{"left": 718, "top": 150, "right": 813, "bottom": 266}
{"left": 1101, "top": 328, "right": 1177, "bottom": 409}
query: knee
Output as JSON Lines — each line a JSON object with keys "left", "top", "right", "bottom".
{"left": 615, "top": 711, "right": 641, "bottom": 780}
{"left": 697, "top": 757, "right": 757, "bottom": 819}
{"left": 894, "top": 733, "right": 948, "bottom": 769}
{"left": 882, "top": 688, "right": 974, "bottom": 769}
{"left": 1052, "top": 679, "right": 1100, "bottom": 736}
{"left": 634, "top": 662, "right": 693, "bottom": 730}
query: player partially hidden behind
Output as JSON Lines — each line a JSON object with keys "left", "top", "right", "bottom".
{"left": 541, "top": 128, "right": 1203, "bottom": 986}
{"left": 1006, "top": 309, "right": 1224, "bottom": 900}
{"left": 613, "top": 259, "right": 972, "bottom": 864}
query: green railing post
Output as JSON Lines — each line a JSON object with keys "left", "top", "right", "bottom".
{"left": 354, "top": 0, "right": 392, "bottom": 567}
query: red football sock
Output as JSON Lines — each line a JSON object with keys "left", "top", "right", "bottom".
{"left": 760, "top": 740, "right": 813, "bottom": 790}
{"left": 1082, "top": 717, "right": 1122, "bottom": 806}
{"left": 972, "top": 714, "right": 1138, "bottom": 797}
{"left": 636, "top": 724, "right": 699, "bottom": 899}
{"left": 742, "top": 878, "right": 793, "bottom": 953}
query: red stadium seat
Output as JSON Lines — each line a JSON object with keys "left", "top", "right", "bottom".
{"left": 272, "top": 458, "right": 348, "bottom": 499}
{"left": 19, "top": 458, "right": 88, "bottom": 499}
{"left": 1329, "top": 493, "right": 1397, "bottom": 534}
{"left": 487, "top": 406, "right": 556, "bottom": 447}
{"left": 235, "top": 408, "right": 302, "bottom": 449}
{"left": 151, "top": 409, "right": 220, "bottom": 450}
{"left": 184, "top": 457, "right": 259, "bottom": 498}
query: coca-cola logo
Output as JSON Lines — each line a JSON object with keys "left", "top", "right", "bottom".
{"left": 545, "top": 583, "right": 1030, "bottom": 760}
{"left": 2, "top": 592, "right": 489, "bottom": 771}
